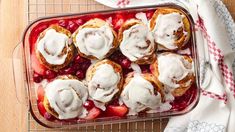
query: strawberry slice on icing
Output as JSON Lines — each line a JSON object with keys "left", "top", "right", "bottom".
{"left": 37, "top": 85, "right": 45, "bottom": 102}
{"left": 84, "top": 107, "right": 101, "bottom": 120}
{"left": 106, "top": 105, "right": 128, "bottom": 117}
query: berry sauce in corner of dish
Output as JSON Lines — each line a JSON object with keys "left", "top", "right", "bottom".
{"left": 29, "top": 9, "right": 198, "bottom": 122}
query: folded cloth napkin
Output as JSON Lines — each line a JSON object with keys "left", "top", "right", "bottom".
{"left": 95, "top": 0, "right": 235, "bottom": 131}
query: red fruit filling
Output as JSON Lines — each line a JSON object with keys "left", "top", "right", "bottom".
{"left": 45, "top": 70, "right": 57, "bottom": 79}
{"left": 83, "top": 100, "right": 95, "bottom": 110}
{"left": 38, "top": 102, "right": 46, "bottom": 116}
{"left": 74, "top": 55, "right": 85, "bottom": 64}
{"left": 31, "top": 51, "right": 47, "bottom": 76}
{"left": 112, "top": 14, "right": 125, "bottom": 31}
{"left": 75, "top": 19, "right": 84, "bottom": 26}
{"left": 140, "top": 65, "right": 150, "bottom": 73}
{"left": 33, "top": 72, "right": 43, "bottom": 83}
{"left": 75, "top": 70, "right": 85, "bottom": 80}
{"left": 85, "top": 107, "right": 101, "bottom": 120}
{"left": 67, "top": 21, "right": 78, "bottom": 33}
{"left": 170, "top": 85, "right": 197, "bottom": 111}
{"left": 30, "top": 24, "right": 49, "bottom": 48}
{"left": 120, "top": 58, "right": 131, "bottom": 69}
{"left": 105, "top": 105, "right": 128, "bottom": 117}
{"left": 58, "top": 20, "right": 68, "bottom": 28}
{"left": 59, "top": 67, "right": 76, "bottom": 75}
{"left": 37, "top": 86, "right": 45, "bottom": 102}
{"left": 146, "top": 11, "right": 154, "bottom": 20}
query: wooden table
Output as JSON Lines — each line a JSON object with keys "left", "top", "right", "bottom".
{"left": 0, "top": 0, "right": 234, "bottom": 131}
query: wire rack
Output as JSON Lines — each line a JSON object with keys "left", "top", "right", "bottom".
{"left": 26, "top": 0, "right": 235, "bottom": 131}
{"left": 27, "top": 0, "right": 168, "bottom": 131}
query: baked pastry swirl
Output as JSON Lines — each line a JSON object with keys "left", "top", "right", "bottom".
{"left": 150, "top": 8, "right": 191, "bottom": 50}
{"left": 36, "top": 25, "right": 74, "bottom": 71}
{"left": 43, "top": 75, "right": 88, "bottom": 120}
{"left": 86, "top": 59, "right": 123, "bottom": 110}
{"left": 150, "top": 53, "right": 194, "bottom": 97}
{"left": 119, "top": 19, "right": 156, "bottom": 64}
{"left": 120, "top": 73, "right": 164, "bottom": 115}
{"left": 73, "top": 18, "right": 118, "bottom": 60}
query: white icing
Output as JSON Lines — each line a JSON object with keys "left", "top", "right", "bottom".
{"left": 120, "top": 24, "right": 155, "bottom": 61}
{"left": 135, "top": 12, "right": 148, "bottom": 25}
{"left": 120, "top": 74, "right": 162, "bottom": 115}
{"left": 153, "top": 12, "right": 185, "bottom": 50}
{"left": 45, "top": 79, "right": 88, "bottom": 119}
{"left": 130, "top": 63, "right": 141, "bottom": 73}
{"left": 158, "top": 54, "right": 193, "bottom": 89}
{"left": 177, "top": 48, "right": 191, "bottom": 55}
{"left": 75, "top": 25, "right": 114, "bottom": 59}
{"left": 37, "top": 29, "right": 70, "bottom": 65}
{"left": 88, "top": 64, "right": 120, "bottom": 110}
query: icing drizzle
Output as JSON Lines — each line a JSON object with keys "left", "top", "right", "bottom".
{"left": 75, "top": 25, "right": 114, "bottom": 59}
{"left": 37, "top": 29, "right": 70, "bottom": 65}
{"left": 158, "top": 53, "right": 193, "bottom": 89}
{"left": 120, "top": 74, "right": 162, "bottom": 115}
{"left": 153, "top": 12, "right": 186, "bottom": 49}
{"left": 88, "top": 64, "right": 120, "bottom": 110}
{"left": 45, "top": 78, "right": 88, "bottom": 119}
{"left": 120, "top": 24, "right": 155, "bottom": 61}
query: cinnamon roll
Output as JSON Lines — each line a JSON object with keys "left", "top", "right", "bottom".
{"left": 36, "top": 25, "right": 74, "bottom": 71}
{"left": 150, "top": 53, "right": 194, "bottom": 97}
{"left": 149, "top": 8, "right": 191, "bottom": 50}
{"left": 119, "top": 19, "right": 156, "bottom": 64}
{"left": 43, "top": 75, "right": 88, "bottom": 120}
{"left": 86, "top": 59, "right": 123, "bottom": 110}
{"left": 120, "top": 73, "right": 164, "bottom": 115}
{"left": 73, "top": 18, "right": 118, "bottom": 60}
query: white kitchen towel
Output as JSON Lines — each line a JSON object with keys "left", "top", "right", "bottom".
{"left": 94, "top": 0, "right": 235, "bottom": 132}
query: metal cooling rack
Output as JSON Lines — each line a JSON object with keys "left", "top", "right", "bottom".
{"left": 27, "top": 0, "right": 168, "bottom": 131}
{"left": 26, "top": 0, "right": 235, "bottom": 131}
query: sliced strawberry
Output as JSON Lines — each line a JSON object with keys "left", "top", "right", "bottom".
{"left": 85, "top": 107, "right": 101, "bottom": 120}
{"left": 31, "top": 50, "right": 47, "bottom": 75}
{"left": 38, "top": 102, "right": 46, "bottom": 116}
{"left": 37, "top": 85, "right": 45, "bottom": 102}
{"left": 106, "top": 105, "right": 128, "bottom": 117}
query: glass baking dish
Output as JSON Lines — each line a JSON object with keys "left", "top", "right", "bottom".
{"left": 13, "top": 4, "right": 200, "bottom": 128}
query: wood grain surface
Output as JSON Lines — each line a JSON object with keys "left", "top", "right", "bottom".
{"left": 0, "top": 0, "right": 234, "bottom": 131}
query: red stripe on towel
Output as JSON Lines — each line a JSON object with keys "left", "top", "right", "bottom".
{"left": 201, "top": 89, "right": 227, "bottom": 103}
{"left": 195, "top": 16, "right": 235, "bottom": 98}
